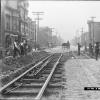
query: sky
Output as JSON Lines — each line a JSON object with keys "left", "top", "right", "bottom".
{"left": 28, "top": 1, "right": 100, "bottom": 42}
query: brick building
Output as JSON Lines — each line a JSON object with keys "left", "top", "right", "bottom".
{"left": 26, "top": 17, "right": 36, "bottom": 40}
{"left": 1, "top": 0, "right": 29, "bottom": 49}
{"left": 87, "top": 20, "right": 100, "bottom": 45}
{"left": 26, "top": 17, "right": 36, "bottom": 48}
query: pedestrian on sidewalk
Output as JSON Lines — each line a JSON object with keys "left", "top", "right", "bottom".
{"left": 89, "top": 43, "right": 93, "bottom": 56}
{"left": 77, "top": 43, "right": 81, "bottom": 56}
{"left": 95, "top": 42, "right": 99, "bottom": 60}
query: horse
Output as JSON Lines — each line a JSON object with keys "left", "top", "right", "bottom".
{"left": 62, "top": 42, "right": 70, "bottom": 51}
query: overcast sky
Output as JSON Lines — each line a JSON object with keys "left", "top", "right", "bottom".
{"left": 28, "top": 1, "right": 100, "bottom": 42}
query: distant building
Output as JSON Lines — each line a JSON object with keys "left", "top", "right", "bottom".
{"left": 37, "top": 27, "right": 52, "bottom": 47}
{"left": 37, "top": 27, "right": 62, "bottom": 48}
{"left": 18, "top": 0, "right": 29, "bottom": 39}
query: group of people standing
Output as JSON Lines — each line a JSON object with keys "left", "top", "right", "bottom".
{"left": 89, "top": 42, "right": 100, "bottom": 60}
{"left": 13, "top": 40, "right": 28, "bottom": 58}
{"left": 78, "top": 42, "right": 100, "bottom": 60}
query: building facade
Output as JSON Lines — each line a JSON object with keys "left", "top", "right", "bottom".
{"left": 37, "top": 27, "right": 52, "bottom": 47}
{"left": 26, "top": 17, "right": 36, "bottom": 47}
{"left": 87, "top": 20, "right": 100, "bottom": 45}
{"left": 27, "top": 17, "right": 35, "bottom": 40}
{"left": 18, "top": 0, "right": 29, "bottom": 39}
{"left": 1, "top": 0, "right": 29, "bottom": 49}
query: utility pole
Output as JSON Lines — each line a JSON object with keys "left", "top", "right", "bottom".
{"left": 90, "top": 16, "right": 96, "bottom": 48}
{"left": 34, "top": 21, "right": 37, "bottom": 50}
{"left": 76, "top": 29, "right": 79, "bottom": 44}
{"left": 32, "top": 12, "right": 44, "bottom": 50}
{"left": 81, "top": 27, "right": 87, "bottom": 51}
{"left": 81, "top": 27, "right": 83, "bottom": 44}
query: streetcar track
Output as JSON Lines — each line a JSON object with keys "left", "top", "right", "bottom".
{"left": 0, "top": 53, "right": 63, "bottom": 100}
{"left": 0, "top": 54, "right": 52, "bottom": 93}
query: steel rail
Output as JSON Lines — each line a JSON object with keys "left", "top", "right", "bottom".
{"left": 0, "top": 54, "right": 53, "bottom": 93}
{"left": 34, "top": 58, "right": 52, "bottom": 76}
{"left": 5, "top": 55, "right": 54, "bottom": 94}
{"left": 35, "top": 53, "right": 62, "bottom": 100}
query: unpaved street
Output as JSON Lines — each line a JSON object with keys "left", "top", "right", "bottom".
{"left": 60, "top": 57, "right": 100, "bottom": 100}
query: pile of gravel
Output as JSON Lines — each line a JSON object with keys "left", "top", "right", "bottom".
{"left": 0, "top": 51, "right": 50, "bottom": 86}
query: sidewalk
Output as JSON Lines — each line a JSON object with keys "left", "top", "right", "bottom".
{"left": 79, "top": 58, "right": 100, "bottom": 86}
{"left": 60, "top": 56, "right": 100, "bottom": 100}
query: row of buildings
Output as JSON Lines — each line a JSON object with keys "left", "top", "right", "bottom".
{"left": 1, "top": 0, "right": 62, "bottom": 53}
{"left": 72, "top": 20, "right": 100, "bottom": 49}
{"left": 37, "top": 27, "right": 62, "bottom": 48}
{"left": 1, "top": 0, "right": 36, "bottom": 50}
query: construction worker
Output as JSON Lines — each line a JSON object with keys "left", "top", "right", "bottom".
{"left": 13, "top": 40, "right": 20, "bottom": 58}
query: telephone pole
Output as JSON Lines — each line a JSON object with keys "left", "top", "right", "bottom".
{"left": 32, "top": 12, "right": 44, "bottom": 50}
{"left": 76, "top": 29, "right": 80, "bottom": 44}
{"left": 81, "top": 27, "right": 83, "bottom": 44}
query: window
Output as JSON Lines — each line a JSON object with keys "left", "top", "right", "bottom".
{"left": 20, "top": 8, "right": 24, "bottom": 20}
{"left": 12, "top": 17, "right": 17, "bottom": 31}
{"left": 6, "top": 14, "right": 10, "bottom": 30}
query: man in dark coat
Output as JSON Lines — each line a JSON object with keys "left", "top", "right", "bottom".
{"left": 19, "top": 42, "right": 24, "bottom": 56}
{"left": 13, "top": 40, "right": 20, "bottom": 58}
{"left": 78, "top": 43, "right": 81, "bottom": 55}
{"left": 89, "top": 43, "right": 93, "bottom": 56}
{"left": 95, "top": 42, "right": 99, "bottom": 60}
